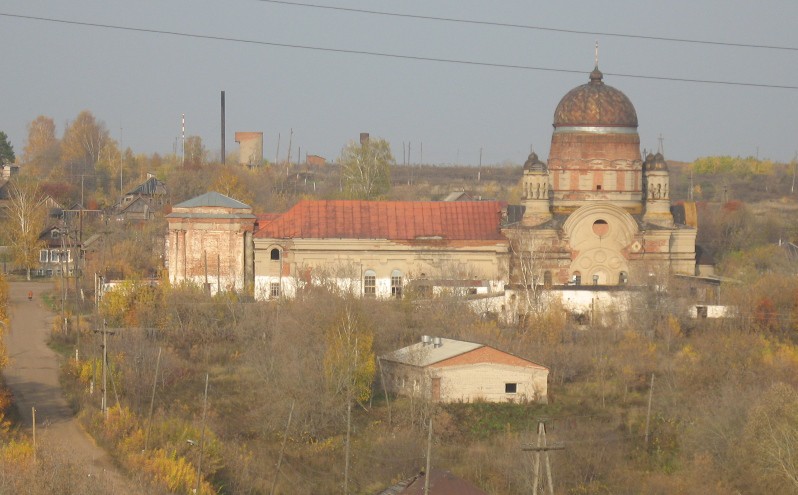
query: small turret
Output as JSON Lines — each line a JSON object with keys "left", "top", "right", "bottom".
{"left": 521, "top": 153, "right": 552, "bottom": 226}
{"left": 643, "top": 152, "right": 674, "bottom": 227}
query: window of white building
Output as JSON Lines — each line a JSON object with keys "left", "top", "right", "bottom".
{"left": 364, "top": 270, "right": 376, "bottom": 297}
{"left": 391, "top": 270, "right": 402, "bottom": 298}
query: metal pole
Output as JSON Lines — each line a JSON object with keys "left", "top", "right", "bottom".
{"left": 221, "top": 91, "right": 226, "bottom": 165}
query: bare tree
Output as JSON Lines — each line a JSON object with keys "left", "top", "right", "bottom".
{"left": 3, "top": 178, "right": 48, "bottom": 280}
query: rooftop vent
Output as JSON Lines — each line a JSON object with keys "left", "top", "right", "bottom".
{"left": 421, "top": 335, "right": 432, "bottom": 346}
{"left": 433, "top": 337, "right": 442, "bottom": 348}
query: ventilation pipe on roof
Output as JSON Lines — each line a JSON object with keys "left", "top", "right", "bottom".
{"left": 421, "top": 335, "right": 432, "bottom": 346}
{"left": 433, "top": 337, "right": 442, "bottom": 348}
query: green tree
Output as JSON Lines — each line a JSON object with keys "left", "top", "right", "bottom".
{"left": 3, "top": 178, "right": 47, "bottom": 280}
{"left": 339, "top": 137, "right": 393, "bottom": 199}
{"left": 0, "top": 132, "right": 14, "bottom": 166}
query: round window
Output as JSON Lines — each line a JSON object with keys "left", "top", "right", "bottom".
{"left": 592, "top": 219, "right": 609, "bottom": 237}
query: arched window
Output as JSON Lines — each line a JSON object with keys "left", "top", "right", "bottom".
{"left": 619, "top": 271, "right": 628, "bottom": 285}
{"left": 543, "top": 271, "right": 552, "bottom": 286}
{"left": 572, "top": 271, "right": 582, "bottom": 286}
{"left": 391, "top": 270, "right": 403, "bottom": 298}
{"left": 270, "top": 248, "right": 280, "bottom": 261}
{"left": 364, "top": 270, "right": 376, "bottom": 297}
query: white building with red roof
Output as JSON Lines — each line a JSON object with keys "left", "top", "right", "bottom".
{"left": 380, "top": 337, "right": 548, "bottom": 403}
{"left": 252, "top": 199, "right": 510, "bottom": 300}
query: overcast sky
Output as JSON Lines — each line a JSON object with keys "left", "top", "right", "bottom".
{"left": 2, "top": 1, "right": 797, "bottom": 166}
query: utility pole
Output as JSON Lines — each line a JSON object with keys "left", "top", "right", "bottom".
{"left": 270, "top": 401, "right": 295, "bottom": 495}
{"left": 120, "top": 127, "right": 124, "bottom": 205}
{"left": 275, "top": 132, "right": 281, "bottom": 166}
{"left": 144, "top": 348, "right": 162, "bottom": 451}
{"left": 478, "top": 147, "right": 483, "bottom": 182}
{"left": 644, "top": 373, "right": 655, "bottom": 447}
{"left": 181, "top": 115, "right": 185, "bottom": 167}
{"left": 521, "top": 422, "right": 563, "bottom": 495}
{"left": 424, "top": 416, "right": 433, "bottom": 495}
{"left": 196, "top": 373, "right": 210, "bottom": 495}
{"left": 94, "top": 321, "right": 115, "bottom": 420}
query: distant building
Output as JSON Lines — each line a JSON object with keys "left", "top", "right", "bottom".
{"left": 1, "top": 164, "right": 19, "bottom": 181}
{"left": 116, "top": 174, "right": 168, "bottom": 221}
{"left": 235, "top": 132, "right": 264, "bottom": 167}
{"left": 166, "top": 192, "right": 256, "bottom": 293}
{"left": 36, "top": 226, "right": 75, "bottom": 278}
{"left": 306, "top": 154, "right": 326, "bottom": 167}
{"left": 380, "top": 337, "right": 548, "bottom": 403}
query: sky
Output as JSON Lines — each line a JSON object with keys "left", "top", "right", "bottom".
{"left": 2, "top": 1, "right": 797, "bottom": 166}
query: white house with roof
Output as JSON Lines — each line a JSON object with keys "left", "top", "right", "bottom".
{"left": 380, "top": 337, "right": 548, "bottom": 403}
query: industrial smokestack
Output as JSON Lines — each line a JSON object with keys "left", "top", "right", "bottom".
{"left": 360, "top": 132, "right": 369, "bottom": 146}
{"left": 221, "top": 91, "right": 226, "bottom": 165}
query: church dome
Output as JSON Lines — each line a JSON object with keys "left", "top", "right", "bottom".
{"left": 644, "top": 152, "right": 668, "bottom": 171}
{"left": 523, "top": 152, "right": 547, "bottom": 172}
{"left": 553, "top": 66, "right": 638, "bottom": 128}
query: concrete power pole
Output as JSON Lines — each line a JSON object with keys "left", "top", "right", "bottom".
{"left": 522, "top": 422, "right": 563, "bottom": 495}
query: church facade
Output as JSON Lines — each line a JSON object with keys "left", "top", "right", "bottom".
{"left": 506, "top": 65, "right": 696, "bottom": 289}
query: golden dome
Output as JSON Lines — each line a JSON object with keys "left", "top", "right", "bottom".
{"left": 553, "top": 67, "right": 638, "bottom": 128}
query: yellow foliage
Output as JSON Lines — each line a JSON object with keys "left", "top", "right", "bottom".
{"left": 131, "top": 448, "right": 217, "bottom": 495}
{"left": 310, "top": 435, "right": 343, "bottom": 454}
{"left": 0, "top": 440, "right": 35, "bottom": 472}
{"left": 677, "top": 344, "right": 699, "bottom": 364}
{"left": 324, "top": 305, "right": 376, "bottom": 404}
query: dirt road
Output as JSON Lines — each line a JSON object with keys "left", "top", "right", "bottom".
{"left": 3, "top": 281, "right": 138, "bottom": 494}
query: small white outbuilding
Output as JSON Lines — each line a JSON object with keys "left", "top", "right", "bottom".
{"left": 380, "top": 337, "right": 548, "bottom": 404}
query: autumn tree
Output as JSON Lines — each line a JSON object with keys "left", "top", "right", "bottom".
{"left": 339, "top": 137, "right": 393, "bottom": 199}
{"left": 22, "top": 116, "right": 60, "bottom": 178}
{"left": 61, "top": 110, "right": 110, "bottom": 177}
{"left": 3, "top": 178, "right": 47, "bottom": 280}
{"left": 324, "top": 302, "right": 376, "bottom": 493}
{"left": 740, "top": 383, "right": 798, "bottom": 493}
{"left": 0, "top": 132, "right": 14, "bottom": 166}
{"left": 184, "top": 136, "right": 207, "bottom": 169}
{"left": 211, "top": 167, "right": 254, "bottom": 204}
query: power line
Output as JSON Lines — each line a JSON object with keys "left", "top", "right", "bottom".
{"left": 254, "top": 0, "right": 798, "bottom": 53}
{"left": 1, "top": 12, "right": 797, "bottom": 90}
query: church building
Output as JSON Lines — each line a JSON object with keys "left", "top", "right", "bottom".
{"left": 505, "top": 64, "right": 696, "bottom": 289}
{"left": 165, "top": 63, "right": 698, "bottom": 306}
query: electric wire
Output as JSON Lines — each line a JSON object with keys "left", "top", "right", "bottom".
{"left": 254, "top": 0, "right": 798, "bottom": 53}
{"left": 0, "top": 12, "right": 796, "bottom": 90}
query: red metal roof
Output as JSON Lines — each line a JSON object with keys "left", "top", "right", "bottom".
{"left": 254, "top": 200, "right": 505, "bottom": 241}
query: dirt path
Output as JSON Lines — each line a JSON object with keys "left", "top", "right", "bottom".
{"left": 3, "top": 281, "right": 138, "bottom": 494}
